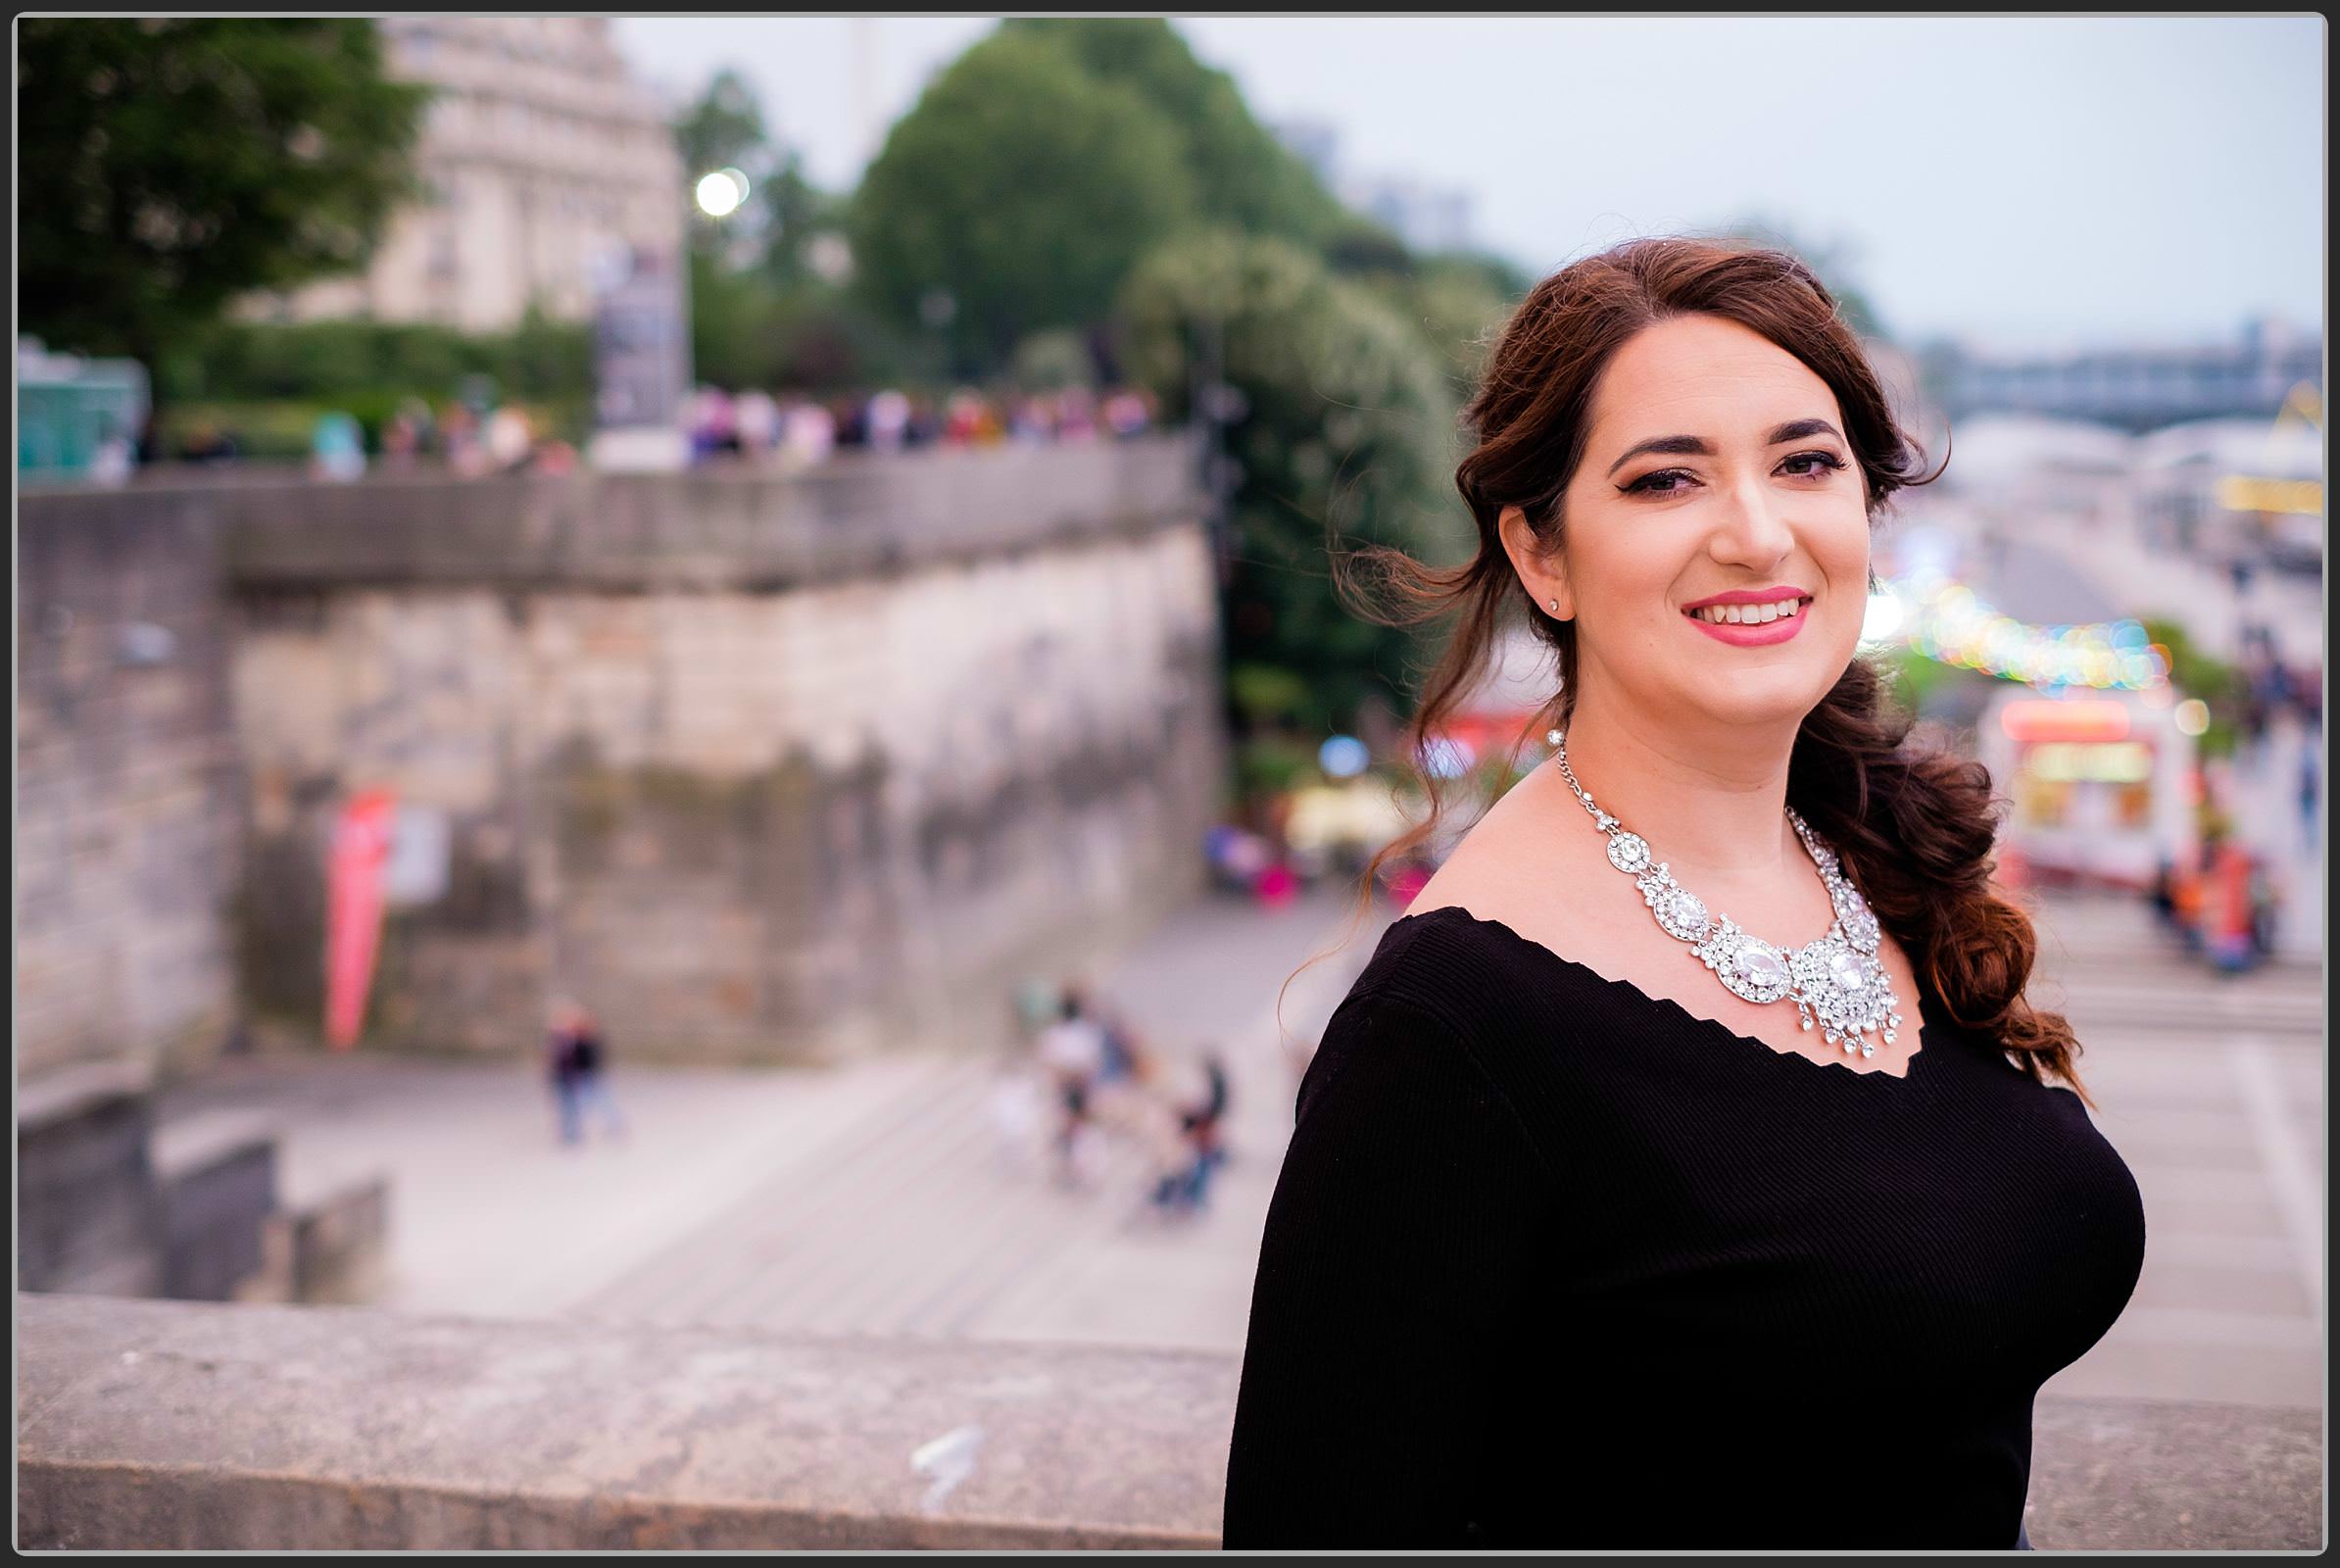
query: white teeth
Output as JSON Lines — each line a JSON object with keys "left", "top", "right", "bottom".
{"left": 1692, "top": 598, "right": 1806, "bottom": 625}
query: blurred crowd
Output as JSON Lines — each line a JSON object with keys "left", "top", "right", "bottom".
{"left": 683, "top": 383, "right": 1158, "bottom": 466}
{"left": 2147, "top": 835, "right": 2287, "bottom": 976}
{"left": 997, "top": 977, "right": 1230, "bottom": 1222}
{"left": 166, "top": 383, "right": 1160, "bottom": 481}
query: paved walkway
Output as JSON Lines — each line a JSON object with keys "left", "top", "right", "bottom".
{"left": 154, "top": 886, "right": 2320, "bottom": 1412}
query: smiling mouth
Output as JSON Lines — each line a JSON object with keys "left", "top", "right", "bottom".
{"left": 1682, "top": 595, "right": 1812, "bottom": 627}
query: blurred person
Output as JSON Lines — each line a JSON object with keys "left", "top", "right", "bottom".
{"left": 180, "top": 420, "right": 240, "bottom": 466}
{"left": 442, "top": 402, "right": 489, "bottom": 478}
{"left": 1008, "top": 394, "right": 1053, "bottom": 446}
{"left": 1054, "top": 386, "right": 1098, "bottom": 442}
{"left": 2249, "top": 856, "right": 2280, "bottom": 960}
{"left": 830, "top": 393, "right": 870, "bottom": 449}
{"left": 1103, "top": 387, "right": 1153, "bottom": 438}
{"left": 903, "top": 392, "right": 944, "bottom": 448}
{"left": 1037, "top": 986, "right": 1107, "bottom": 1188}
{"left": 2170, "top": 842, "right": 2207, "bottom": 953}
{"left": 310, "top": 411, "right": 366, "bottom": 482}
{"left": 545, "top": 1003, "right": 584, "bottom": 1147}
{"left": 550, "top": 1000, "right": 627, "bottom": 1145}
{"left": 1224, "top": 238, "right": 2139, "bottom": 1551}
{"left": 2200, "top": 828, "right": 2261, "bottom": 975}
{"left": 485, "top": 405, "right": 534, "bottom": 474}
{"left": 687, "top": 387, "right": 740, "bottom": 461}
{"left": 944, "top": 388, "right": 986, "bottom": 447}
{"left": 864, "top": 388, "right": 910, "bottom": 451}
{"left": 2146, "top": 855, "right": 2182, "bottom": 944}
{"left": 2301, "top": 743, "right": 2321, "bottom": 849}
{"left": 88, "top": 419, "right": 134, "bottom": 487}
{"left": 781, "top": 397, "right": 838, "bottom": 468}
{"left": 1151, "top": 1050, "right": 1232, "bottom": 1218}
{"left": 382, "top": 406, "right": 421, "bottom": 467}
{"left": 735, "top": 388, "right": 781, "bottom": 459}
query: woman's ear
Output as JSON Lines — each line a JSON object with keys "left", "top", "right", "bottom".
{"left": 1499, "top": 505, "right": 1573, "bottom": 621}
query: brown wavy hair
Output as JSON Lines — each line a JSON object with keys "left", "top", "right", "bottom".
{"left": 1285, "top": 234, "right": 2093, "bottom": 1106}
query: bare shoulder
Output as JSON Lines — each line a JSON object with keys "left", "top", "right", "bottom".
{"left": 1405, "top": 763, "right": 1600, "bottom": 932}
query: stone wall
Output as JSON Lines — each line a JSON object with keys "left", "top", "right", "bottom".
{"left": 18, "top": 436, "right": 1226, "bottom": 1074}
{"left": 17, "top": 1294, "right": 2322, "bottom": 1551}
{"left": 17, "top": 488, "right": 245, "bottom": 1083}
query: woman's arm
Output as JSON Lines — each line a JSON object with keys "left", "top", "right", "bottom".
{"left": 1222, "top": 994, "right": 1553, "bottom": 1548}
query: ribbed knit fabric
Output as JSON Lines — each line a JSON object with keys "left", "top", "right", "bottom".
{"left": 1224, "top": 906, "right": 2147, "bottom": 1551}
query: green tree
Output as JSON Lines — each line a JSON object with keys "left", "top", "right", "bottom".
{"left": 1120, "top": 231, "right": 1471, "bottom": 740}
{"left": 848, "top": 28, "right": 1199, "bottom": 372}
{"left": 2140, "top": 616, "right": 2246, "bottom": 758}
{"left": 17, "top": 19, "right": 427, "bottom": 382}
{"left": 1356, "top": 251, "right": 1531, "bottom": 401}
{"left": 999, "top": 18, "right": 1345, "bottom": 249}
{"left": 674, "top": 67, "right": 768, "bottom": 185}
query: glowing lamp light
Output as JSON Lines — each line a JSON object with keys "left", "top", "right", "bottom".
{"left": 1999, "top": 700, "right": 2130, "bottom": 745}
{"left": 695, "top": 168, "right": 750, "bottom": 219}
{"left": 1318, "top": 734, "right": 1371, "bottom": 779}
{"left": 2024, "top": 742, "right": 2154, "bottom": 784}
{"left": 2173, "top": 699, "right": 2211, "bottom": 737}
{"left": 2216, "top": 476, "right": 2324, "bottom": 516}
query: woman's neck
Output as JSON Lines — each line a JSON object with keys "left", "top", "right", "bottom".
{"left": 1548, "top": 691, "right": 1804, "bottom": 881}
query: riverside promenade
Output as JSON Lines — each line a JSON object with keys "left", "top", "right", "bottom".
{"left": 153, "top": 886, "right": 2322, "bottom": 1404}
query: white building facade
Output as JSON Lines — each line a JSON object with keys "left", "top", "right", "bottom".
{"left": 265, "top": 18, "right": 684, "bottom": 333}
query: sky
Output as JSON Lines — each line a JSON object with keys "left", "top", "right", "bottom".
{"left": 611, "top": 15, "right": 2324, "bottom": 352}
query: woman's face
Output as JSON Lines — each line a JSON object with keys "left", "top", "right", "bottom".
{"left": 1506, "top": 313, "right": 1872, "bottom": 736}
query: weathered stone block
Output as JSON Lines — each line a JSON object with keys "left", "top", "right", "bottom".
{"left": 152, "top": 1109, "right": 280, "bottom": 1301}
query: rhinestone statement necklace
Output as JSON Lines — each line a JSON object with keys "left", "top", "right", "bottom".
{"left": 1549, "top": 730, "right": 1903, "bottom": 1058}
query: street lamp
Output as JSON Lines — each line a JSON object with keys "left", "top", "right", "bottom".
{"left": 694, "top": 168, "right": 750, "bottom": 220}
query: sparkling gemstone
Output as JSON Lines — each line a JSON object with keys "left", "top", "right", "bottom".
{"left": 1888, "top": 1013, "right": 1902, "bottom": 1027}
{"left": 1800, "top": 1015, "right": 1814, "bottom": 1031}
{"left": 1731, "top": 945, "right": 1790, "bottom": 989}
{"left": 1606, "top": 832, "right": 1651, "bottom": 873}
{"left": 1861, "top": 1043, "right": 1876, "bottom": 1058}
{"left": 1883, "top": 1030, "right": 1897, "bottom": 1045}
{"left": 1661, "top": 890, "right": 1709, "bottom": 938}
{"left": 1825, "top": 1032, "right": 1837, "bottom": 1045}
{"left": 1825, "top": 949, "right": 1869, "bottom": 992}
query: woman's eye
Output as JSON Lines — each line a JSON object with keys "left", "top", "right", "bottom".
{"left": 1782, "top": 450, "right": 1849, "bottom": 479}
{"left": 1622, "top": 451, "right": 1848, "bottom": 495}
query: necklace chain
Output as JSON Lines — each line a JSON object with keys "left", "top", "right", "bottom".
{"left": 1547, "top": 730, "right": 1904, "bottom": 1058}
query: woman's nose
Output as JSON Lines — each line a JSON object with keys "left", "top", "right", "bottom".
{"left": 1708, "top": 475, "right": 1796, "bottom": 567}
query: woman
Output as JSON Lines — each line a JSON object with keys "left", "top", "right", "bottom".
{"left": 1222, "top": 238, "right": 2145, "bottom": 1551}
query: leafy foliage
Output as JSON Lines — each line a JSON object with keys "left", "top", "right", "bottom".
{"left": 2140, "top": 616, "right": 2246, "bottom": 758}
{"left": 18, "top": 19, "right": 428, "bottom": 368}
{"left": 998, "top": 18, "right": 1346, "bottom": 248}
{"left": 849, "top": 29, "right": 1198, "bottom": 373}
{"left": 151, "top": 312, "right": 595, "bottom": 450}
{"left": 1120, "top": 231, "right": 1474, "bottom": 737}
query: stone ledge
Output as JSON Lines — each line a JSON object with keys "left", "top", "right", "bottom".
{"left": 16, "top": 1294, "right": 1232, "bottom": 1550}
{"left": 14, "top": 1294, "right": 2322, "bottom": 1551}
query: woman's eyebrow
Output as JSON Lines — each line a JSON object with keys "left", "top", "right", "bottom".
{"left": 1604, "top": 418, "right": 1846, "bottom": 477}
